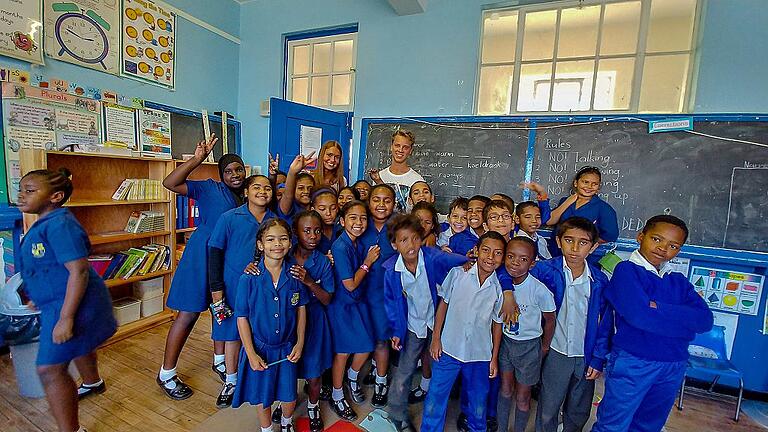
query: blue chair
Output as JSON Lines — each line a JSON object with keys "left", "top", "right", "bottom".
{"left": 677, "top": 325, "right": 744, "bottom": 421}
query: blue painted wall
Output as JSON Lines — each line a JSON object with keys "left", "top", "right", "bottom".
{"left": 237, "top": 0, "right": 768, "bottom": 173}
{"left": 1, "top": 0, "right": 240, "bottom": 117}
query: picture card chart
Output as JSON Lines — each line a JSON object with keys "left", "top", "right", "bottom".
{"left": 43, "top": 0, "right": 121, "bottom": 74}
{"left": 0, "top": 0, "right": 44, "bottom": 64}
{"left": 102, "top": 102, "right": 137, "bottom": 154}
{"left": 690, "top": 266, "right": 764, "bottom": 315}
{"left": 121, "top": 0, "right": 175, "bottom": 88}
{"left": 1, "top": 82, "right": 102, "bottom": 202}
{"left": 138, "top": 107, "right": 171, "bottom": 158}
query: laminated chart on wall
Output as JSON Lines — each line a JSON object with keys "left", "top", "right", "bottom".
{"left": 690, "top": 266, "right": 765, "bottom": 316}
{"left": 121, "top": 0, "right": 175, "bottom": 88}
{"left": 0, "top": 0, "right": 44, "bottom": 64}
{"left": 43, "top": 0, "right": 121, "bottom": 74}
{"left": 138, "top": 107, "right": 171, "bottom": 158}
{"left": 1, "top": 82, "right": 102, "bottom": 202}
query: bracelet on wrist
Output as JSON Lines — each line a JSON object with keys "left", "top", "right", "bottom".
{"left": 360, "top": 263, "right": 370, "bottom": 273}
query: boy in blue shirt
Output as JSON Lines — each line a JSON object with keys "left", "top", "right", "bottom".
{"left": 421, "top": 231, "right": 507, "bottom": 432}
{"left": 592, "top": 215, "right": 713, "bottom": 432}
{"left": 383, "top": 214, "right": 468, "bottom": 431}
{"left": 449, "top": 195, "right": 490, "bottom": 256}
{"left": 530, "top": 217, "right": 612, "bottom": 432}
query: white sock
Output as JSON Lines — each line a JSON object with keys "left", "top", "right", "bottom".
{"left": 225, "top": 373, "right": 237, "bottom": 385}
{"left": 347, "top": 367, "right": 359, "bottom": 381}
{"left": 82, "top": 379, "right": 103, "bottom": 388}
{"left": 214, "top": 354, "right": 225, "bottom": 366}
{"left": 375, "top": 373, "right": 387, "bottom": 384}
{"left": 371, "top": 359, "right": 377, "bottom": 368}
{"left": 332, "top": 387, "right": 344, "bottom": 401}
{"left": 420, "top": 377, "right": 431, "bottom": 392}
{"left": 77, "top": 427, "right": 87, "bottom": 432}
{"left": 159, "top": 367, "right": 177, "bottom": 389}
{"left": 261, "top": 427, "right": 273, "bottom": 432}
{"left": 307, "top": 400, "right": 318, "bottom": 409}
{"left": 281, "top": 416, "right": 291, "bottom": 427}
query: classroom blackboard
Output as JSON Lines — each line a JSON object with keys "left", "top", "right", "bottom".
{"left": 530, "top": 121, "right": 768, "bottom": 252}
{"left": 363, "top": 122, "right": 529, "bottom": 212}
{"left": 169, "top": 112, "right": 237, "bottom": 160}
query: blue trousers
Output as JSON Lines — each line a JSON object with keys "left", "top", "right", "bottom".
{"left": 592, "top": 350, "right": 686, "bottom": 432}
{"left": 462, "top": 375, "right": 500, "bottom": 418}
{"left": 422, "top": 354, "right": 490, "bottom": 432}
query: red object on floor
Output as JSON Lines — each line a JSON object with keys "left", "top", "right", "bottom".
{"left": 325, "top": 419, "right": 362, "bottom": 432}
{"left": 296, "top": 417, "right": 310, "bottom": 432}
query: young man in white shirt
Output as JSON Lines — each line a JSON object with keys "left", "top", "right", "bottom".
{"left": 420, "top": 231, "right": 507, "bottom": 432}
{"left": 369, "top": 130, "right": 425, "bottom": 212}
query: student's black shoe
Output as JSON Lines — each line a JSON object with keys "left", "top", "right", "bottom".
{"left": 408, "top": 387, "right": 426, "bottom": 404}
{"left": 332, "top": 398, "right": 358, "bottom": 422}
{"left": 272, "top": 405, "right": 283, "bottom": 423}
{"left": 77, "top": 381, "right": 106, "bottom": 400}
{"left": 281, "top": 423, "right": 295, "bottom": 432}
{"left": 216, "top": 382, "right": 235, "bottom": 408}
{"left": 487, "top": 416, "right": 498, "bottom": 432}
{"left": 212, "top": 362, "right": 226, "bottom": 382}
{"left": 346, "top": 378, "right": 366, "bottom": 404}
{"left": 362, "top": 367, "right": 376, "bottom": 387}
{"left": 156, "top": 375, "right": 194, "bottom": 401}
{"left": 319, "top": 384, "right": 332, "bottom": 401}
{"left": 371, "top": 382, "right": 389, "bottom": 408}
{"left": 308, "top": 405, "right": 324, "bottom": 432}
{"left": 456, "top": 413, "right": 469, "bottom": 432}
{"left": 391, "top": 420, "right": 416, "bottom": 432}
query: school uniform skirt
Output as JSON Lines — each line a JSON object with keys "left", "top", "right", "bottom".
{"left": 327, "top": 288, "right": 374, "bottom": 354}
{"left": 37, "top": 276, "right": 117, "bottom": 366}
{"left": 167, "top": 227, "right": 212, "bottom": 312}
{"left": 211, "top": 270, "right": 241, "bottom": 342}
{"left": 232, "top": 340, "right": 297, "bottom": 408}
{"left": 298, "top": 301, "right": 333, "bottom": 379}
{"left": 365, "top": 279, "right": 390, "bottom": 342}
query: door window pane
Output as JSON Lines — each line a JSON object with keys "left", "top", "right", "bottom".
{"left": 292, "top": 78, "right": 309, "bottom": 104}
{"left": 647, "top": 0, "right": 697, "bottom": 53}
{"left": 333, "top": 40, "right": 354, "bottom": 72}
{"left": 600, "top": 1, "right": 641, "bottom": 55}
{"left": 558, "top": 6, "right": 600, "bottom": 58}
{"left": 312, "top": 43, "right": 331, "bottom": 73}
{"left": 639, "top": 54, "right": 689, "bottom": 112}
{"left": 482, "top": 11, "right": 518, "bottom": 63}
{"left": 522, "top": 10, "right": 557, "bottom": 61}
{"left": 292, "top": 45, "right": 310, "bottom": 75}
{"left": 552, "top": 60, "right": 595, "bottom": 111}
{"left": 478, "top": 65, "right": 515, "bottom": 115}
{"left": 332, "top": 74, "right": 352, "bottom": 106}
{"left": 311, "top": 76, "right": 330, "bottom": 106}
{"left": 593, "top": 57, "right": 634, "bottom": 110}
{"left": 517, "top": 62, "right": 553, "bottom": 111}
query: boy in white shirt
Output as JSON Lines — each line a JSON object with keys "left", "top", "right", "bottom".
{"left": 437, "top": 197, "right": 468, "bottom": 249}
{"left": 420, "top": 231, "right": 507, "bottom": 432}
{"left": 496, "top": 237, "right": 556, "bottom": 432}
{"left": 515, "top": 201, "right": 552, "bottom": 260}
{"left": 369, "top": 130, "right": 425, "bottom": 211}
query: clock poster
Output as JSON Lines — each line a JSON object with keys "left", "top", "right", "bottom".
{"left": 43, "top": 0, "right": 121, "bottom": 75}
{"left": 121, "top": 0, "right": 175, "bottom": 89}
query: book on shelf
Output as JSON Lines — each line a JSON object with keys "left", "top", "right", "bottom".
{"left": 88, "top": 244, "right": 171, "bottom": 281}
{"left": 112, "top": 179, "right": 167, "bottom": 201}
{"left": 88, "top": 254, "right": 113, "bottom": 277}
{"left": 124, "top": 211, "right": 166, "bottom": 233}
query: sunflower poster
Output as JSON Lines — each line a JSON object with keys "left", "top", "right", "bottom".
{"left": 121, "top": 0, "right": 175, "bottom": 88}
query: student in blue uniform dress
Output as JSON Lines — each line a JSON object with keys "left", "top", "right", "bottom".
{"left": 412, "top": 201, "right": 440, "bottom": 248}
{"left": 592, "top": 216, "right": 713, "bottom": 432}
{"left": 277, "top": 153, "right": 317, "bottom": 224}
{"left": 359, "top": 184, "right": 397, "bottom": 407}
{"left": 327, "top": 200, "right": 379, "bottom": 421}
{"left": 158, "top": 135, "right": 246, "bottom": 400}
{"left": 231, "top": 218, "right": 308, "bottom": 432}
{"left": 310, "top": 188, "right": 341, "bottom": 255}
{"left": 17, "top": 168, "right": 117, "bottom": 432}
{"left": 352, "top": 180, "right": 372, "bottom": 202}
{"left": 208, "top": 174, "right": 276, "bottom": 408}
{"left": 337, "top": 186, "right": 359, "bottom": 208}
{"left": 532, "top": 167, "right": 619, "bottom": 255}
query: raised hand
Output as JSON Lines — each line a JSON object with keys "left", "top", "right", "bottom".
{"left": 194, "top": 133, "right": 218, "bottom": 161}
{"left": 268, "top": 153, "right": 280, "bottom": 176}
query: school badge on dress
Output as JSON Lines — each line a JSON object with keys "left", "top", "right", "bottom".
{"left": 291, "top": 292, "right": 300, "bottom": 306}
{"left": 32, "top": 243, "right": 46, "bottom": 258}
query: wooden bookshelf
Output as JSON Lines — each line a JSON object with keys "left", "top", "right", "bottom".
{"left": 66, "top": 199, "right": 171, "bottom": 207}
{"left": 90, "top": 230, "right": 171, "bottom": 245}
{"left": 104, "top": 269, "right": 173, "bottom": 288}
{"left": 175, "top": 227, "right": 196, "bottom": 233}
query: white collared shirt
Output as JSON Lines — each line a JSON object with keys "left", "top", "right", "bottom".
{"left": 515, "top": 230, "right": 552, "bottom": 260}
{"left": 551, "top": 257, "right": 592, "bottom": 357}
{"left": 438, "top": 264, "right": 504, "bottom": 362}
{"left": 396, "top": 250, "right": 434, "bottom": 338}
{"left": 437, "top": 227, "right": 455, "bottom": 247}
{"left": 628, "top": 249, "right": 673, "bottom": 277}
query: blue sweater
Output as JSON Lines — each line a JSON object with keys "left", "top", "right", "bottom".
{"left": 528, "top": 257, "right": 613, "bottom": 371}
{"left": 383, "top": 247, "right": 468, "bottom": 348}
{"left": 606, "top": 261, "right": 714, "bottom": 362}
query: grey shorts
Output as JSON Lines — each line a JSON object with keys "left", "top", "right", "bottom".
{"left": 499, "top": 337, "right": 542, "bottom": 386}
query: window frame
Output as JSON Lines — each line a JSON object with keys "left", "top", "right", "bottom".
{"left": 284, "top": 28, "right": 358, "bottom": 111}
{"left": 474, "top": 0, "right": 703, "bottom": 115}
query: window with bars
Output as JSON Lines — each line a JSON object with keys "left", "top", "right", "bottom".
{"left": 286, "top": 33, "right": 357, "bottom": 111}
{"left": 476, "top": 0, "right": 699, "bottom": 115}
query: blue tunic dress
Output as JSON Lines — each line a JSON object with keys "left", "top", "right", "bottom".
{"left": 231, "top": 262, "right": 309, "bottom": 408}
{"left": 208, "top": 204, "right": 276, "bottom": 341}
{"left": 548, "top": 195, "right": 619, "bottom": 256}
{"left": 360, "top": 221, "right": 397, "bottom": 342}
{"left": 19, "top": 208, "right": 116, "bottom": 365}
{"left": 167, "top": 179, "right": 239, "bottom": 312}
{"left": 317, "top": 223, "right": 343, "bottom": 255}
{"left": 327, "top": 231, "right": 375, "bottom": 354}
{"left": 295, "top": 250, "right": 335, "bottom": 380}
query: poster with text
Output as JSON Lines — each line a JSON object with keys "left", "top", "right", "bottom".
{"left": 138, "top": 107, "right": 171, "bottom": 158}
{"left": 102, "top": 102, "right": 137, "bottom": 153}
{"left": 0, "top": 0, "right": 44, "bottom": 64}
{"left": 690, "top": 266, "right": 764, "bottom": 316}
{"left": 43, "top": 0, "right": 120, "bottom": 74}
{"left": 121, "top": 0, "right": 175, "bottom": 88}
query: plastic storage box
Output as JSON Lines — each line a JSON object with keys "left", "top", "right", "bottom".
{"left": 140, "top": 294, "right": 163, "bottom": 317}
{"left": 112, "top": 297, "right": 141, "bottom": 326}
{"left": 133, "top": 277, "right": 164, "bottom": 299}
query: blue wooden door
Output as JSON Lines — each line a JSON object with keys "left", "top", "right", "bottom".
{"left": 269, "top": 98, "right": 353, "bottom": 178}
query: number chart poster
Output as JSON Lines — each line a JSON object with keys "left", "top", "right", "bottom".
{"left": 121, "top": 0, "right": 175, "bottom": 88}
{"left": 690, "top": 266, "right": 764, "bottom": 316}
{"left": 43, "top": 0, "right": 120, "bottom": 74}
{"left": 1, "top": 83, "right": 102, "bottom": 202}
{"left": 0, "top": 0, "right": 44, "bottom": 64}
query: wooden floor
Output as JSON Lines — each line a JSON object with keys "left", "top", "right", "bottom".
{"left": 1, "top": 315, "right": 764, "bottom": 432}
